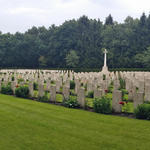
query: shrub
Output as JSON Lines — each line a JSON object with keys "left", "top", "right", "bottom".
{"left": 120, "top": 101, "right": 130, "bottom": 113}
{"left": 51, "top": 80, "right": 55, "bottom": 84}
{"left": 64, "top": 97, "right": 79, "bottom": 108}
{"left": 18, "top": 78, "right": 24, "bottom": 83}
{"left": 7, "top": 82, "right": 11, "bottom": 86}
{"left": 134, "top": 104, "right": 150, "bottom": 120}
{"left": 12, "top": 76, "right": 15, "bottom": 81}
{"left": 108, "top": 85, "right": 113, "bottom": 93}
{"left": 103, "top": 74, "right": 106, "bottom": 80}
{"left": 87, "top": 91, "right": 94, "bottom": 98}
{"left": 93, "top": 97, "right": 112, "bottom": 114}
{"left": 120, "top": 89, "right": 128, "bottom": 100}
{"left": 70, "top": 90, "right": 76, "bottom": 96}
{"left": 1, "top": 85, "right": 13, "bottom": 95}
{"left": 119, "top": 77, "right": 125, "bottom": 89}
{"left": 38, "top": 91, "right": 49, "bottom": 102}
{"left": 70, "top": 80, "right": 75, "bottom": 89}
{"left": 84, "top": 83, "right": 87, "bottom": 91}
{"left": 121, "top": 89, "right": 128, "bottom": 95}
{"left": 80, "top": 82, "right": 84, "bottom": 87}
{"left": 15, "top": 86, "right": 29, "bottom": 98}
{"left": 33, "top": 82, "right": 38, "bottom": 90}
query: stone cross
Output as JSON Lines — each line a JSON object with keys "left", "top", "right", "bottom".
{"left": 103, "top": 49, "right": 108, "bottom": 67}
{"left": 101, "top": 48, "right": 109, "bottom": 73}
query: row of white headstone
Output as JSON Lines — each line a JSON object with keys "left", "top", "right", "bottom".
{"left": 0, "top": 69, "right": 150, "bottom": 112}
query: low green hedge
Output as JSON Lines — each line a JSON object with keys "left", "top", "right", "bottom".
{"left": 1, "top": 85, "right": 13, "bottom": 95}
{"left": 64, "top": 97, "right": 79, "bottom": 108}
{"left": 15, "top": 86, "right": 29, "bottom": 98}
{"left": 93, "top": 96, "right": 112, "bottom": 114}
{"left": 134, "top": 104, "right": 150, "bottom": 120}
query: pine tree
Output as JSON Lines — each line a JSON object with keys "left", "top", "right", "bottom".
{"left": 105, "top": 14, "right": 114, "bottom": 25}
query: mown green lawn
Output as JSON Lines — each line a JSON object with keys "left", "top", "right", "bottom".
{"left": 0, "top": 94, "right": 150, "bottom": 150}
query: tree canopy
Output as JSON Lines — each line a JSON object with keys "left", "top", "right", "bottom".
{"left": 0, "top": 13, "right": 150, "bottom": 69}
{"left": 65, "top": 50, "right": 79, "bottom": 68}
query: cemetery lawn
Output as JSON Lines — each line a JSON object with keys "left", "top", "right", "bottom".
{"left": 1, "top": 94, "right": 150, "bottom": 150}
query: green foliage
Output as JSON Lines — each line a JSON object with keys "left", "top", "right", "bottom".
{"left": 87, "top": 91, "right": 94, "bottom": 98}
{"left": 18, "top": 78, "right": 24, "bottom": 83}
{"left": 1, "top": 85, "right": 13, "bottom": 95}
{"left": 134, "top": 104, "right": 150, "bottom": 120}
{"left": 11, "top": 76, "right": 15, "bottom": 81}
{"left": 38, "top": 91, "right": 49, "bottom": 102}
{"left": 1, "top": 13, "right": 150, "bottom": 69}
{"left": 122, "top": 101, "right": 130, "bottom": 113}
{"left": 38, "top": 56, "right": 47, "bottom": 68}
{"left": 70, "top": 80, "right": 75, "bottom": 89}
{"left": 70, "top": 90, "right": 76, "bottom": 96}
{"left": 119, "top": 77, "right": 125, "bottom": 89}
{"left": 84, "top": 83, "right": 87, "bottom": 91}
{"left": 64, "top": 97, "right": 79, "bottom": 108}
{"left": 105, "top": 14, "right": 114, "bottom": 25}
{"left": 33, "top": 82, "right": 38, "bottom": 90}
{"left": 15, "top": 86, "right": 29, "bottom": 98}
{"left": 120, "top": 89, "right": 128, "bottom": 100}
{"left": 103, "top": 74, "right": 106, "bottom": 80}
{"left": 108, "top": 84, "right": 113, "bottom": 93}
{"left": 93, "top": 97, "right": 112, "bottom": 114}
{"left": 51, "top": 80, "right": 55, "bottom": 84}
{"left": 80, "top": 82, "right": 84, "bottom": 87}
{"left": 134, "top": 47, "right": 150, "bottom": 68}
{"left": 65, "top": 50, "right": 79, "bottom": 68}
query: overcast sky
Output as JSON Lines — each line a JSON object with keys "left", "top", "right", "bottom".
{"left": 0, "top": 0, "right": 150, "bottom": 33}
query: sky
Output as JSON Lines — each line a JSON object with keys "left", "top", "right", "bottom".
{"left": 0, "top": 0, "right": 150, "bottom": 33}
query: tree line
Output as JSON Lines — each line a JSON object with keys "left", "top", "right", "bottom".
{"left": 0, "top": 13, "right": 150, "bottom": 69}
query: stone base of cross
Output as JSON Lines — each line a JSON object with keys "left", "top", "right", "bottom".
{"left": 102, "top": 66, "right": 109, "bottom": 73}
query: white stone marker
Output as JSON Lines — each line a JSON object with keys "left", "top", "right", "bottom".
{"left": 75, "top": 79, "right": 80, "bottom": 94}
{"left": 145, "top": 84, "right": 150, "bottom": 102}
{"left": 29, "top": 82, "right": 34, "bottom": 97}
{"left": 94, "top": 88, "right": 102, "bottom": 99}
{"left": 38, "top": 84, "right": 44, "bottom": 97}
{"left": 63, "top": 86, "right": 70, "bottom": 101}
{"left": 50, "top": 85, "right": 56, "bottom": 102}
{"left": 77, "top": 87, "right": 85, "bottom": 108}
{"left": 134, "top": 92, "right": 144, "bottom": 109}
{"left": 56, "top": 80, "right": 61, "bottom": 92}
{"left": 11, "top": 81, "right": 16, "bottom": 94}
{"left": 112, "top": 90, "right": 122, "bottom": 113}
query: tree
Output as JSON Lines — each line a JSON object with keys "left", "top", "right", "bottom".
{"left": 0, "top": 13, "right": 150, "bottom": 69}
{"left": 65, "top": 50, "right": 79, "bottom": 68}
{"left": 105, "top": 14, "right": 114, "bottom": 25}
{"left": 38, "top": 56, "right": 47, "bottom": 68}
{"left": 134, "top": 46, "right": 150, "bottom": 68}
{"left": 140, "top": 12, "right": 146, "bottom": 26}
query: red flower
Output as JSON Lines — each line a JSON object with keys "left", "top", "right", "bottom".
{"left": 16, "top": 85, "right": 19, "bottom": 88}
{"left": 105, "top": 89, "right": 108, "bottom": 93}
{"left": 119, "top": 101, "right": 125, "bottom": 105}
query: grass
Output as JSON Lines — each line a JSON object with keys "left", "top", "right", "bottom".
{"left": 0, "top": 94, "right": 150, "bottom": 150}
